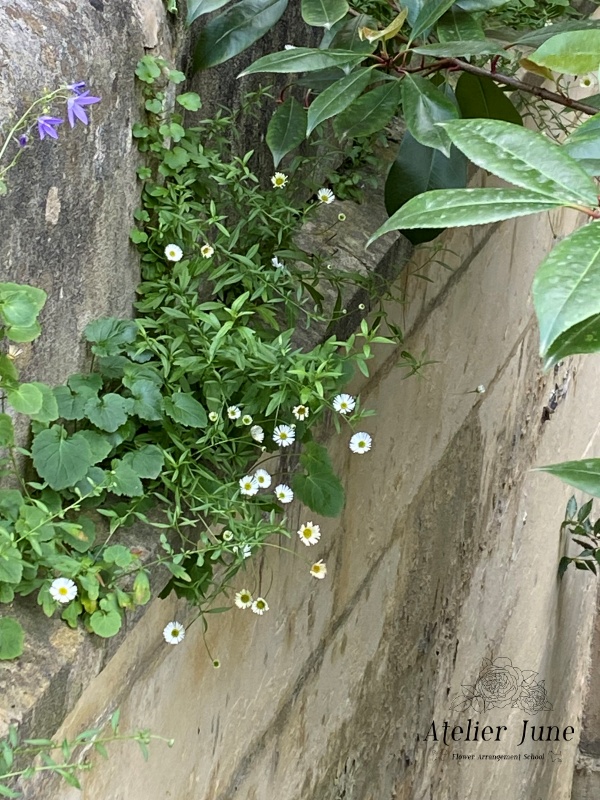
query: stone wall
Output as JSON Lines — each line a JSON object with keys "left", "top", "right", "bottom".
{"left": 2, "top": 3, "right": 600, "bottom": 799}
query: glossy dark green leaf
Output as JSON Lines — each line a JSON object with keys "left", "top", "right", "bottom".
{"left": 266, "top": 97, "right": 307, "bottom": 167}
{"left": 563, "top": 114, "right": 600, "bottom": 176}
{"left": 412, "top": 39, "right": 504, "bottom": 57}
{"left": 187, "top": 0, "right": 230, "bottom": 24}
{"left": 437, "top": 7, "right": 484, "bottom": 41}
{"left": 402, "top": 75, "right": 459, "bottom": 157}
{"left": 515, "top": 19, "right": 600, "bottom": 48}
{"left": 302, "top": 0, "right": 349, "bottom": 29}
{"left": 543, "top": 313, "right": 600, "bottom": 368}
{"left": 239, "top": 47, "right": 364, "bottom": 76}
{"left": 193, "top": 0, "right": 288, "bottom": 72}
{"left": 411, "top": 0, "right": 456, "bottom": 40}
{"left": 385, "top": 132, "right": 467, "bottom": 245}
{"left": 333, "top": 80, "right": 402, "bottom": 139}
{"left": 535, "top": 459, "right": 600, "bottom": 498}
{"left": 532, "top": 223, "right": 600, "bottom": 366}
{"left": 367, "top": 188, "right": 567, "bottom": 245}
{"left": 440, "top": 118, "right": 598, "bottom": 204}
{"left": 455, "top": 72, "right": 522, "bottom": 125}
{"left": 307, "top": 68, "right": 373, "bottom": 135}
{"left": 330, "top": 14, "right": 377, "bottom": 53}
{"left": 455, "top": 0, "right": 508, "bottom": 9}
{"left": 164, "top": 392, "right": 207, "bottom": 427}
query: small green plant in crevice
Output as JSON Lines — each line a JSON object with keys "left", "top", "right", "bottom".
{"left": 0, "top": 708, "right": 173, "bottom": 797}
{"left": 559, "top": 496, "right": 600, "bottom": 578}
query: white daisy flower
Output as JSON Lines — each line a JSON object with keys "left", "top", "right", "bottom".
{"left": 239, "top": 475, "right": 259, "bottom": 496}
{"left": 349, "top": 431, "right": 372, "bottom": 454}
{"left": 241, "top": 414, "right": 253, "bottom": 425}
{"left": 233, "top": 544, "right": 252, "bottom": 559}
{"left": 310, "top": 560, "right": 327, "bottom": 579}
{"left": 235, "top": 589, "right": 253, "bottom": 609}
{"left": 271, "top": 256, "right": 285, "bottom": 269}
{"left": 208, "top": 411, "right": 219, "bottom": 422}
{"left": 275, "top": 484, "right": 294, "bottom": 504}
{"left": 250, "top": 425, "right": 264, "bottom": 443}
{"left": 49, "top": 577, "right": 77, "bottom": 604}
{"left": 271, "top": 172, "right": 288, "bottom": 189}
{"left": 317, "top": 188, "right": 335, "bottom": 204}
{"left": 163, "top": 621, "right": 185, "bottom": 645}
{"left": 292, "top": 404, "right": 309, "bottom": 421}
{"left": 333, "top": 393, "right": 356, "bottom": 414}
{"left": 164, "top": 244, "right": 183, "bottom": 262}
{"left": 273, "top": 424, "right": 295, "bottom": 447}
{"left": 227, "top": 406, "right": 241, "bottom": 420}
{"left": 200, "top": 243, "right": 214, "bottom": 259}
{"left": 254, "top": 468, "right": 272, "bottom": 488}
{"left": 298, "top": 522, "right": 321, "bottom": 546}
{"left": 222, "top": 530, "right": 234, "bottom": 541}
{"left": 251, "top": 597, "right": 269, "bottom": 615}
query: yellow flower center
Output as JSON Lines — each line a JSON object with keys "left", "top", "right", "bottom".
{"left": 303, "top": 528, "right": 311, "bottom": 538}
{"left": 58, "top": 587, "right": 68, "bottom": 595}
{"left": 171, "top": 629, "right": 180, "bottom": 637}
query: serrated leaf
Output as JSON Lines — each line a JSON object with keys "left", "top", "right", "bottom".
{"left": 0, "top": 618, "right": 24, "bottom": 660}
{"left": 533, "top": 223, "right": 600, "bottom": 365}
{"left": 53, "top": 386, "right": 88, "bottom": 420}
{"left": 0, "top": 414, "right": 14, "bottom": 447}
{"left": 292, "top": 469, "right": 345, "bottom": 517}
{"left": 77, "top": 430, "right": 113, "bottom": 464}
{"left": 385, "top": 131, "right": 467, "bottom": 245}
{"left": 84, "top": 318, "right": 138, "bottom": 357}
{"left": 187, "top": 0, "right": 230, "bottom": 24}
{"left": 84, "top": 393, "right": 132, "bottom": 432}
{"left": 367, "top": 188, "right": 567, "bottom": 244}
{"left": 410, "top": 0, "right": 456, "bottom": 40}
{"left": 455, "top": 72, "right": 522, "bottom": 125}
{"left": 31, "top": 426, "right": 94, "bottom": 490}
{"left": 529, "top": 31, "right": 600, "bottom": 75}
{"left": 163, "top": 392, "right": 207, "bottom": 427}
{"left": 302, "top": 0, "right": 348, "bottom": 29}
{"left": 307, "top": 68, "right": 373, "bottom": 135}
{"left": 110, "top": 462, "right": 144, "bottom": 497}
{"left": 238, "top": 47, "right": 364, "bottom": 77}
{"left": 5, "top": 383, "right": 43, "bottom": 415}
{"left": 334, "top": 80, "right": 402, "bottom": 139}
{"left": 122, "top": 444, "right": 164, "bottom": 479}
{"left": 193, "top": 0, "right": 289, "bottom": 72}
{"left": 535, "top": 459, "right": 600, "bottom": 498}
{"left": 402, "top": 75, "right": 458, "bottom": 157}
{"left": 412, "top": 39, "right": 504, "bottom": 57}
{"left": 439, "top": 118, "right": 598, "bottom": 205}
{"left": 266, "top": 97, "right": 307, "bottom": 168}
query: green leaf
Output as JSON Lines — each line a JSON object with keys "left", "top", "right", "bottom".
{"left": 455, "top": 72, "right": 522, "bottom": 125}
{"left": 514, "top": 19, "right": 600, "bottom": 48}
{"left": 5, "top": 322, "right": 42, "bottom": 343}
{"left": 0, "top": 618, "right": 24, "bottom": 660}
{"left": 110, "top": 462, "right": 144, "bottom": 497}
{"left": 0, "top": 414, "right": 14, "bottom": 447}
{"left": 84, "top": 393, "right": 133, "bottom": 433}
{"left": 0, "top": 355, "right": 18, "bottom": 386}
{"left": 401, "top": 75, "right": 459, "bottom": 157}
{"left": 411, "top": 39, "right": 504, "bottom": 57}
{"left": 84, "top": 318, "right": 138, "bottom": 357}
{"left": 187, "top": 0, "right": 230, "bottom": 23}
{"left": 0, "top": 543, "right": 23, "bottom": 585}
{"left": 307, "top": 68, "right": 373, "bottom": 136}
{"left": 533, "top": 223, "right": 600, "bottom": 365}
{"left": 0, "top": 283, "right": 46, "bottom": 328}
{"left": 455, "top": 0, "right": 509, "bottom": 9}
{"left": 103, "top": 545, "right": 134, "bottom": 568}
{"left": 385, "top": 132, "right": 467, "bottom": 245}
{"left": 163, "top": 147, "right": 190, "bottom": 170}
{"left": 543, "top": 313, "right": 600, "bottom": 367}
{"left": 333, "top": 80, "right": 402, "bottom": 140}
{"left": 292, "top": 467, "right": 345, "bottom": 517}
{"left": 5, "top": 383, "right": 43, "bottom": 415}
{"left": 367, "top": 188, "right": 568, "bottom": 244}
{"left": 128, "top": 379, "right": 163, "bottom": 421}
{"left": 437, "top": 7, "right": 484, "bottom": 41}
{"left": 163, "top": 392, "right": 207, "bottom": 427}
{"left": 238, "top": 47, "right": 364, "bottom": 77}
{"left": 410, "top": 0, "right": 456, "bottom": 40}
{"left": 535, "top": 459, "right": 600, "bottom": 498}
{"left": 329, "top": 14, "right": 377, "bottom": 53}
{"left": 529, "top": 31, "right": 600, "bottom": 76}
{"left": 135, "top": 56, "right": 161, "bottom": 83}
{"left": 133, "top": 571, "right": 151, "bottom": 606}
{"left": 563, "top": 114, "right": 600, "bottom": 176}
{"left": 122, "top": 444, "right": 164, "bottom": 479}
{"left": 439, "top": 119, "right": 598, "bottom": 205}
{"left": 266, "top": 97, "right": 307, "bottom": 168}
{"left": 68, "top": 372, "right": 102, "bottom": 398}
{"left": 176, "top": 92, "right": 202, "bottom": 111}
{"left": 31, "top": 426, "right": 94, "bottom": 491}
{"left": 302, "top": 0, "right": 348, "bottom": 29}
{"left": 28, "top": 382, "right": 59, "bottom": 424}
{"left": 89, "top": 607, "right": 123, "bottom": 638}
{"left": 77, "top": 430, "right": 113, "bottom": 464}
{"left": 193, "top": 0, "right": 288, "bottom": 72}
{"left": 53, "top": 386, "right": 88, "bottom": 420}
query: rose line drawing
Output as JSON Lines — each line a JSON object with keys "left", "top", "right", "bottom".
{"left": 450, "top": 657, "right": 553, "bottom": 715}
